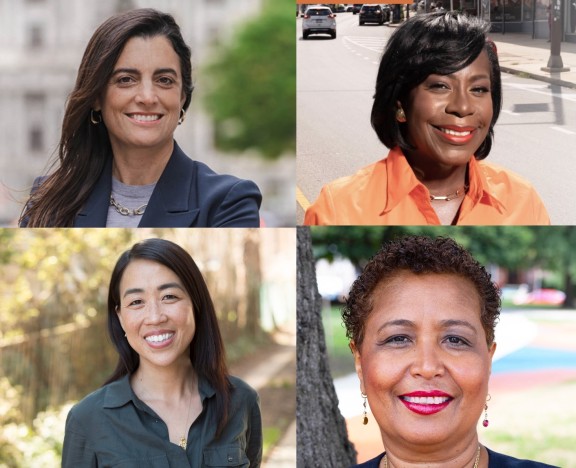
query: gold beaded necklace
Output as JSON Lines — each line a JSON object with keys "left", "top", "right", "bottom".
{"left": 382, "top": 444, "right": 481, "bottom": 468}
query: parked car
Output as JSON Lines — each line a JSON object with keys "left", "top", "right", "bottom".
{"left": 500, "top": 283, "right": 529, "bottom": 304}
{"left": 520, "top": 288, "right": 566, "bottom": 306}
{"left": 359, "top": 4, "right": 389, "bottom": 25}
{"left": 346, "top": 5, "right": 355, "bottom": 12}
{"left": 352, "top": 4, "right": 363, "bottom": 14}
{"left": 302, "top": 6, "right": 337, "bottom": 39}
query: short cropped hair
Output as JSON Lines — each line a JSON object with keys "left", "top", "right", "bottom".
{"left": 371, "top": 12, "right": 501, "bottom": 160}
{"left": 343, "top": 236, "right": 501, "bottom": 347}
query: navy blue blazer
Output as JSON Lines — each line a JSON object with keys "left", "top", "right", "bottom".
{"left": 23, "top": 141, "right": 262, "bottom": 227}
{"left": 352, "top": 448, "right": 560, "bottom": 468}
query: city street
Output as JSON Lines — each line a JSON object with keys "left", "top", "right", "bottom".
{"left": 297, "top": 13, "right": 576, "bottom": 225}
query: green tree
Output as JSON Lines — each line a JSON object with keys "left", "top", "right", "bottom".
{"left": 202, "top": 0, "right": 295, "bottom": 159}
{"left": 531, "top": 226, "right": 576, "bottom": 308}
{"left": 311, "top": 227, "right": 576, "bottom": 307}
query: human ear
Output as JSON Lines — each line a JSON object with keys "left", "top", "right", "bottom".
{"left": 350, "top": 341, "right": 366, "bottom": 394}
{"left": 488, "top": 342, "right": 497, "bottom": 375}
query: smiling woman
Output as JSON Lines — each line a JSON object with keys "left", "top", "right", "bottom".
{"left": 19, "top": 9, "right": 261, "bottom": 227}
{"left": 61, "top": 238, "right": 262, "bottom": 467}
{"left": 304, "top": 12, "right": 549, "bottom": 226}
{"left": 344, "top": 236, "right": 557, "bottom": 468}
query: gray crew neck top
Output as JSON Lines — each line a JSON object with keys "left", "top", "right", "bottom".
{"left": 106, "top": 177, "right": 156, "bottom": 227}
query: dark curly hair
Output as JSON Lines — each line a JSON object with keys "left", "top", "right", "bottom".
{"left": 343, "top": 236, "right": 500, "bottom": 348}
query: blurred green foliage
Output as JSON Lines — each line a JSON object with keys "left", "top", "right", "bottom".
{"left": 311, "top": 226, "right": 576, "bottom": 307}
{"left": 202, "top": 0, "right": 296, "bottom": 159}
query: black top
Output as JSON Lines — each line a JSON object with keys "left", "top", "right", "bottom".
{"left": 22, "top": 141, "right": 262, "bottom": 227}
{"left": 62, "top": 374, "right": 262, "bottom": 467}
{"left": 352, "top": 448, "right": 560, "bottom": 468}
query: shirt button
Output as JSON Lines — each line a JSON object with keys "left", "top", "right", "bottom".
{"left": 228, "top": 456, "right": 233, "bottom": 462}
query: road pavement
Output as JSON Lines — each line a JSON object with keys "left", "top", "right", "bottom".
{"left": 297, "top": 13, "right": 576, "bottom": 225}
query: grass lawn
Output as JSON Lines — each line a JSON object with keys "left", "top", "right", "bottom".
{"left": 481, "top": 379, "right": 576, "bottom": 467}
{"left": 322, "top": 304, "right": 356, "bottom": 378}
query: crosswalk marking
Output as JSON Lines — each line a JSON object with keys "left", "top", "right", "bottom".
{"left": 344, "top": 36, "right": 387, "bottom": 53}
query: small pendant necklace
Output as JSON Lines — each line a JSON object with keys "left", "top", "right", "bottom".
{"left": 429, "top": 184, "right": 469, "bottom": 202}
{"left": 134, "top": 375, "right": 193, "bottom": 450}
{"left": 178, "top": 390, "right": 193, "bottom": 450}
{"left": 382, "top": 444, "right": 481, "bottom": 468}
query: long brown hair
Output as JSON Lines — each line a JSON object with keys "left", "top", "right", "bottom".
{"left": 20, "top": 9, "right": 193, "bottom": 227}
{"left": 105, "top": 238, "right": 231, "bottom": 438}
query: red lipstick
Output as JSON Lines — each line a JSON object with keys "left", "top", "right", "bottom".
{"left": 399, "top": 391, "right": 453, "bottom": 416}
{"left": 433, "top": 125, "right": 476, "bottom": 145}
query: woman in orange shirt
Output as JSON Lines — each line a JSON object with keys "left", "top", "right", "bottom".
{"left": 304, "top": 12, "right": 549, "bottom": 226}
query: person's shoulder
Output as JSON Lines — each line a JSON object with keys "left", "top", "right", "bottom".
{"left": 66, "top": 385, "right": 109, "bottom": 424}
{"left": 487, "top": 447, "right": 560, "bottom": 468}
{"left": 173, "top": 142, "right": 252, "bottom": 185}
{"left": 351, "top": 453, "right": 385, "bottom": 468}
{"left": 322, "top": 159, "right": 387, "bottom": 197}
{"left": 68, "top": 378, "right": 128, "bottom": 422}
{"left": 228, "top": 375, "right": 258, "bottom": 400}
{"left": 477, "top": 160, "right": 536, "bottom": 192}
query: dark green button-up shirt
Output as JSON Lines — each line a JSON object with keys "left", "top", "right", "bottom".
{"left": 62, "top": 374, "right": 262, "bottom": 467}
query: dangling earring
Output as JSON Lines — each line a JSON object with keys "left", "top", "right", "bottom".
{"left": 396, "top": 107, "right": 406, "bottom": 123}
{"left": 178, "top": 108, "right": 186, "bottom": 125}
{"left": 362, "top": 392, "right": 368, "bottom": 425}
{"left": 483, "top": 394, "right": 491, "bottom": 427}
{"left": 90, "top": 109, "right": 102, "bottom": 125}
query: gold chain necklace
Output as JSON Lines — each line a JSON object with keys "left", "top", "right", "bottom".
{"left": 109, "top": 195, "right": 147, "bottom": 216}
{"left": 429, "top": 184, "right": 469, "bottom": 202}
{"left": 178, "top": 390, "right": 193, "bottom": 450}
{"left": 382, "top": 444, "right": 481, "bottom": 468}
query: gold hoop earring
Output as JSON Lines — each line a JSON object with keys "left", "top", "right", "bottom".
{"left": 178, "top": 109, "right": 186, "bottom": 125}
{"left": 90, "top": 109, "right": 102, "bottom": 125}
{"left": 396, "top": 108, "right": 406, "bottom": 123}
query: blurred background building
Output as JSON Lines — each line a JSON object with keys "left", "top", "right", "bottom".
{"left": 0, "top": 0, "right": 295, "bottom": 226}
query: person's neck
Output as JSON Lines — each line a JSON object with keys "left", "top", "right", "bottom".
{"left": 381, "top": 435, "right": 482, "bottom": 468}
{"left": 405, "top": 156, "right": 469, "bottom": 196}
{"left": 131, "top": 357, "right": 195, "bottom": 402}
{"left": 112, "top": 140, "right": 174, "bottom": 186}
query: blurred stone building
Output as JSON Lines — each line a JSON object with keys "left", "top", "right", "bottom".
{"left": 0, "top": 0, "right": 294, "bottom": 226}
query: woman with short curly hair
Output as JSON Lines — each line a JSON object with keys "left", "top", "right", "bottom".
{"left": 345, "top": 236, "right": 556, "bottom": 468}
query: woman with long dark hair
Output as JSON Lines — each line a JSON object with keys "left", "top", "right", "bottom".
{"left": 20, "top": 9, "right": 261, "bottom": 227}
{"left": 62, "top": 238, "right": 262, "bottom": 466}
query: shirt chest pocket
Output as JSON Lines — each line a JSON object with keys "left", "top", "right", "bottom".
{"left": 106, "top": 454, "right": 170, "bottom": 468}
{"left": 203, "top": 444, "right": 249, "bottom": 467}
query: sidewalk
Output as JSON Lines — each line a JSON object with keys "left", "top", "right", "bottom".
{"left": 231, "top": 340, "right": 296, "bottom": 468}
{"left": 492, "top": 33, "right": 576, "bottom": 89}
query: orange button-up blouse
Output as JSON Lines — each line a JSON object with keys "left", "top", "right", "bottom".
{"left": 304, "top": 147, "right": 550, "bottom": 226}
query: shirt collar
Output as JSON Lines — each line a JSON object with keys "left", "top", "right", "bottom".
{"left": 381, "top": 147, "right": 506, "bottom": 216}
{"left": 465, "top": 156, "right": 506, "bottom": 214}
{"left": 103, "top": 373, "right": 217, "bottom": 410}
{"left": 382, "top": 147, "right": 427, "bottom": 215}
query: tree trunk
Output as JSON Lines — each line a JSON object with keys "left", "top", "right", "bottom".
{"left": 297, "top": 227, "right": 357, "bottom": 467}
{"left": 243, "top": 230, "right": 262, "bottom": 337}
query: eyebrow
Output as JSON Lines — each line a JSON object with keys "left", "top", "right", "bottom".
{"left": 111, "top": 67, "right": 179, "bottom": 77}
{"left": 122, "top": 282, "right": 185, "bottom": 298}
{"left": 439, "top": 319, "right": 478, "bottom": 332}
{"left": 376, "top": 318, "right": 478, "bottom": 334}
{"left": 431, "top": 73, "right": 491, "bottom": 82}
